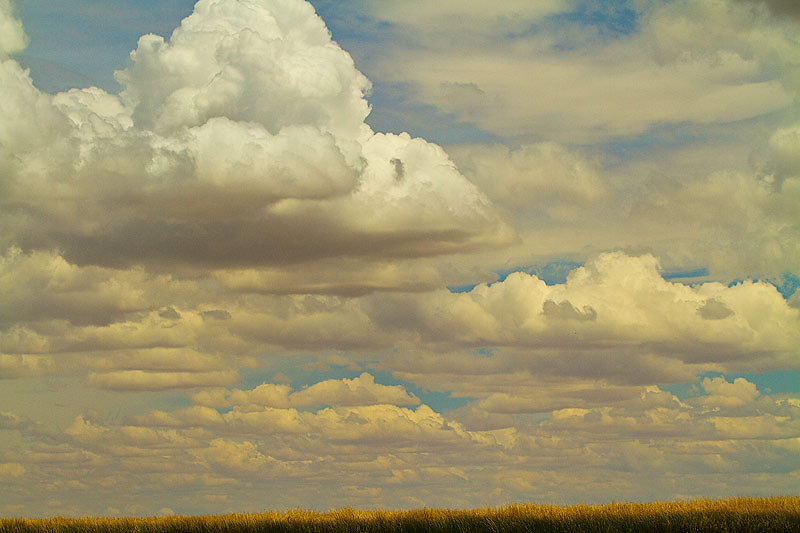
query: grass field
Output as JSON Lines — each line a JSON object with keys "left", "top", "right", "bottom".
{"left": 1, "top": 497, "right": 798, "bottom": 532}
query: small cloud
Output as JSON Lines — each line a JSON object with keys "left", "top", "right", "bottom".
{"left": 698, "top": 299, "right": 734, "bottom": 320}
{"left": 0, "top": 463, "right": 25, "bottom": 478}
{"left": 158, "top": 507, "right": 175, "bottom": 517}
{"left": 0, "top": 411, "right": 27, "bottom": 430}
{"left": 289, "top": 372, "right": 420, "bottom": 408}
{"left": 201, "top": 309, "right": 232, "bottom": 321}
{"left": 440, "top": 81, "right": 487, "bottom": 107}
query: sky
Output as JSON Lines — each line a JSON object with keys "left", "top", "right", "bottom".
{"left": 1, "top": 0, "right": 799, "bottom": 518}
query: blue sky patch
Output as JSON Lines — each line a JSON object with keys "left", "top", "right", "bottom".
{"left": 549, "top": 0, "right": 639, "bottom": 41}
{"left": 662, "top": 267, "right": 710, "bottom": 280}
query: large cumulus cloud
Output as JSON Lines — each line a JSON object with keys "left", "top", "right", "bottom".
{"left": 370, "top": 253, "right": 800, "bottom": 364}
{"left": 0, "top": 0, "right": 511, "bottom": 273}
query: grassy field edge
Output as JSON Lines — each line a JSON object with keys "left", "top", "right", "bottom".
{"left": 1, "top": 497, "right": 798, "bottom": 532}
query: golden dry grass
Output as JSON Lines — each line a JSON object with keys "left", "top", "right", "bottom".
{"left": 1, "top": 497, "right": 798, "bottom": 532}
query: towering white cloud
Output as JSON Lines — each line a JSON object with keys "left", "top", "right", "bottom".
{"left": 117, "top": 0, "right": 372, "bottom": 147}
{"left": 0, "top": 0, "right": 511, "bottom": 272}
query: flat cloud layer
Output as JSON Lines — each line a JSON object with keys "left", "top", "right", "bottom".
{"left": 362, "top": 0, "right": 799, "bottom": 143}
{"left": 1, "top": 0, "right": 799, "bottom": 518}
{"left": 3, "top": 373, "right": 799, "bottom": 513}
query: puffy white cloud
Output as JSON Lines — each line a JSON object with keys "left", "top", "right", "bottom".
{"left": 191, "top": 439, "right": 272, "bottom": 474}
{"left": 132, "top": 374, "right": 481, "bottom": 449}
{"left": 191, "top": 384, "right": 292, "bottom": 410}
{"left": 0, "top": 0, "right": 26, "bottom": 58}
{"left": 117, "top": 0, "right": 371, "bottom": 147}
{"left": 698, "top": 376, "right": 760, "bottom": 409}
{"left": 0, "top": 0, "right": 510, "bottom": 274}
{"left": 290, "top": 372, "right": 420, "bottom": 407}
{"left": 308, "top": 404, "right": 475, "bottom": 447}
{"left": 191, "top": 373, "right": 419, "bottom": 411}
{"left": 369, "top": 253, "right": 800, "bottom": 367}
{"left": 2, "top": 247, "right": 795, "bottom": 395}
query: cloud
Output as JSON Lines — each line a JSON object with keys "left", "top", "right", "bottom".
{"left": 362, "top": 0, "right": 572, "bottom": 37}
{"left": 449, "top": 142, "right": 800, "bottom": 279}
{"left": 695, "top": 376, "right": 760, "bottom": 410}
{"left": 0, "top": 0, "right": 26, "bottom": 58}
{"left": 132, "top": 374, "right": 477, "bottom": 449}
{"left": 0, "top": 0, "right": 511, "bottom": 274}
{"left": 191, "top": 384, "right": 293, "bottom": 410}
{"left": 0, "top": 354, "right": 52, "bottom": 379}
{"left": 213, "top": 257, "right": 442, "bottom": 296}
{"left": 362, "top": 0, "right": 798, "bottom": 142}
{"left": 190, "top": 373, "right": 420, "bottom": 409}
{"left": 191, "top": 439, "right": 272, "bottom": 474}
{"left": 0, "top": 463, "right": 25, "bottom": 478}
{"left": 289, "top": 373, "right": 420, "bottom": 407}
{"left": 448, "top": 142, "right": 608, "bottom": 220}
{"left": 735, "top": 0, "right": 800, "bottom": 18}
{"left": 769, "top": 123, "right": 800, "bottom": 181}
{"left": 541, "top": 377, "right": 800, "bottom": 443}
{"left": 9, "top": 374, "right": 799, "bottom": 515}
{"left": 368, "top": 253, "right": 800, "bottom": 369}
{"left": 88, "top": 369, "right": 240, "bottom": 391}
{"left": 2, "top": 248, "right": 796, "bottom": 395}
{"left": 116, "top": 0, "right": 371, "bottom": 143}
{"left": 0, "top": 247, "right": 151, "bottom": 327}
